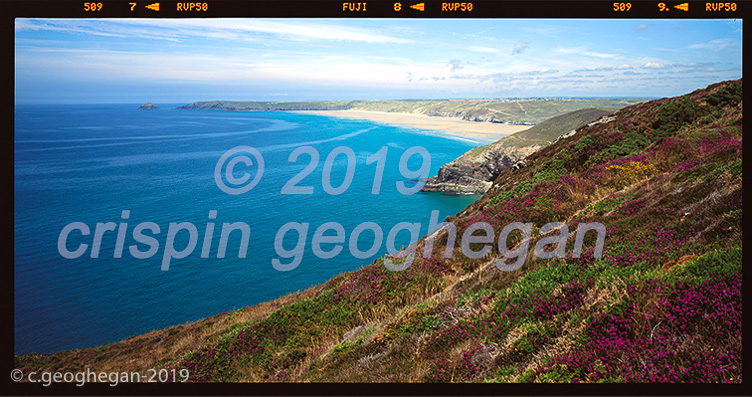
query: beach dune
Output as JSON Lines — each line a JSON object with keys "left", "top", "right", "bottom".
{"left": 295, "top": 110, "right": 530, "bottom": 142}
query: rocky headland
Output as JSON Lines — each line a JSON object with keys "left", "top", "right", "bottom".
{"left": 421, "top": 108, "right": 614, "bottom": 194}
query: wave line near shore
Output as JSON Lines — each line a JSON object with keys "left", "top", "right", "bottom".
{"left": 293, "top": 110, "right": 531, "bottom": 143}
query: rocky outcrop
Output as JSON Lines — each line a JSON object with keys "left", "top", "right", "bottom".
{"left": 421, "top": 145, "right": 540, "bottom": 194}
{"left": 138, "top": 102, "right": 160, "bottom": 110}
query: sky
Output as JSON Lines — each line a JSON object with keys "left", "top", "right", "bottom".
{"left": 15, "top": 18, "right": 742, "bottom": 104}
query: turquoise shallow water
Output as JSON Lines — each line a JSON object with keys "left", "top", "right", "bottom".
{"left": 14, "top": 104, "right": 481, "bottom": 354}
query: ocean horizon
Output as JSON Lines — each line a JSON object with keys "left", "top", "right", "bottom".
{"left": 14, "top": 104, "right": 481, "bottom": 355}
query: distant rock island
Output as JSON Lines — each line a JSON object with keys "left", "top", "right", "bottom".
{"left": 138, "top": 102, "right": 160, "bottom": 110}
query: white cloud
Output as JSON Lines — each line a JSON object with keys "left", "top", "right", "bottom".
{"left": 554, "top": 46, "right": 585, "bottom": 55}
{"left": 522, "top": 25, "right": 567, "bottom": 38}
{"left": 582, "top": 51, "right": 618, "bottom": 58}
{"left": 688, "top": 38, "right": 738, "bottom": 52}
{"left": 16, "top": 45, "right": 472, "bottom": 91}
{"left": 511, "top": 41, "right": 529, "bottom": 55}
{"left": 554, "top": 46, "right": 617, "bottom": 59}
{"left": 468, "top": 46, "right": 499, "bottom": 54}
{"left": 15, "top": 18, "right": 415, "bottom": 44}
{"left": 631, "top": 24, "right": 654, "bottom": 32}
{"left": 447, "top": 59, "right": 464, "bottom": 72}
{"left": 15, "top": 19, "right": 183, "bottom": 41}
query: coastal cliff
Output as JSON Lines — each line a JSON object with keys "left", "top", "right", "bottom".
{"left": 16, "top": 80, "right": 742, "bottom": 383}
{"left": 422, "top": 109, "right": 614, "bottom": 194}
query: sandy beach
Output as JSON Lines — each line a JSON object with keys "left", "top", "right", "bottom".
{"left": 295, "top": 110, "right": 530, "bottom": 142}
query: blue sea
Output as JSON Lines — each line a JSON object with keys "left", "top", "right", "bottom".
{"left": 14, "top": 104, "right": 482, "bottom": 355}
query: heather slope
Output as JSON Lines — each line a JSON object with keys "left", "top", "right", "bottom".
{"left": 16, "top": 80, "right": 742, "bottom": 383}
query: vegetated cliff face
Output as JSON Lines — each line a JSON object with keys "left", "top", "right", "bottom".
{"left": 16, "top": 80, "right": 742, "bottom": 384}
{"left": 422, "top": 108, "right": 614, "bottom": 194}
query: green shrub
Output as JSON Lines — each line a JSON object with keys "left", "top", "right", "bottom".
{"left": 701, "top": 158, "right": 742, "bottom": 181}
{"left": 680, "top": 246, "right": 742, "bottom": 280}
{"left": 487, "top": 365, "right": 518, "bottom": 382}
{"left": 583, "top": 132, "right": 651, "bottom": 169}
{"left": 333, "top": 340, "right": 360, "bottom": 354}
{"left": 705, "top": 82, "right": 742, "bottom": 108}
{"left": 653, "top": 96, "right": 707, "bottom": 133}
{"left": 488, "top": 180, "right": 534, "bottom": 206}
{"left": 584, "top": 192, "right": 633, "bottom": 215}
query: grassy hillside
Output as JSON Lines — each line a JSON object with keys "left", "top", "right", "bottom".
{"left": 493, "top": 108, "right": 615, "bottom": 149}
{"left": 458, "top": 108, "right": 615, "bottom": 162}
{"left": 176, "top": 98, "right": 643, "bottom": 125}
{"left": 16, "top": 80, "right": 741, "bottom": 383}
